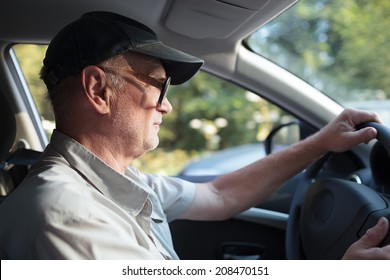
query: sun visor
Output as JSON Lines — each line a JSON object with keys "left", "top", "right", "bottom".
{"left": 164, "top": 0, "right": 297, "bottom": 39}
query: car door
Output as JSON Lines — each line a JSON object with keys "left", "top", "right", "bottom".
{"left": 170, "top": 121, "right": 368, "bottom": 260}
{"left": 169, "top": 184, "right": 292, "bottom": 260}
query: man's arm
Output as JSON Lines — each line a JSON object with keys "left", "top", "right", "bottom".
{"left": 181, "top": 108, "right": 379, "bottom": 220}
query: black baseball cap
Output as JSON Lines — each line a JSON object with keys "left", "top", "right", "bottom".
{"left": 42, "top": 11, "right": 204, "bottom": 89}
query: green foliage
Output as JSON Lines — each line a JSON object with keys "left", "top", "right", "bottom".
{"left": 328, "top": 0, "right": 390, "bottom": 94}
{"left": 247, "top": 0, "right": 390, "bottom": 102}
{"left": 160, "top": 72, "right": 284, "bottom": 152}
{"left": 13, "top": 44, "right": 53, "bottom": 120}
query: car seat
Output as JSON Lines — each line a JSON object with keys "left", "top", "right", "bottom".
{"left": 0, "top": 93, "right": 17, "bottom": 197}
{"left": 0, "top": 93, "right": 41, "bottom": 202}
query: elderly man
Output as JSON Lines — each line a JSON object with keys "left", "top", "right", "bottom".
{"left": 0, "top": 11, "right": 389, "bottom": 259}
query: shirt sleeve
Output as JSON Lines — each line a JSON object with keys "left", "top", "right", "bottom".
{"left": 139, "top": 172, "right": 196, "bottom": 222}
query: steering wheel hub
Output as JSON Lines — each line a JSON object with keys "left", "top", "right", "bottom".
{"left": 311, "top": 189, "right": 333, "bottom": 224}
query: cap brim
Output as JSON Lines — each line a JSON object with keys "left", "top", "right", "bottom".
{"left": 133, "top": 42, "right": 204, "bottom": 85}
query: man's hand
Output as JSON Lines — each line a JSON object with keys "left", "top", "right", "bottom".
{"left": 342, "top": 217, "right": 390, "bottom": 259}
{"left": 315, "top": 109, "right": 390, "bottom": 260}
{"left": 315, "top": 108, "right": 380, "bottom": 153}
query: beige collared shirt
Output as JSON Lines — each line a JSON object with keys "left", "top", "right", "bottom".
{"left": 0, "top": 130, "right": 196, "bottom": 259}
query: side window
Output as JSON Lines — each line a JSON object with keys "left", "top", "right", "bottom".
{"left": 132, "top": 71, "right": 296, "bottom": 176}
{"left": 12, "top": 44, "right": 295, "bottom": 177}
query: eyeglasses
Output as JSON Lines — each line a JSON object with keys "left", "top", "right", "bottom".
{"left": 98, "top": 65, "right": 171, "bottom": 107}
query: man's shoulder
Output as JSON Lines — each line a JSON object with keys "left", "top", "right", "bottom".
{"left": 0, "top": 161, "right": 103, "bottom": 243}
{"left": 3, "top": 166, "right": 89, "bottom": 212}
{"left": 1, "top": 150, "right": 95, "bottom": 214}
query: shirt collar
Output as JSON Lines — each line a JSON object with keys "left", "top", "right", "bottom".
{"left": 48, "top": 130, "right": 149, "bottom": 216}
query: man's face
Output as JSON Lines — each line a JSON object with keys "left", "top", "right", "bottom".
{"left": 109, "top": 54, "right": 172, "bottom": 158}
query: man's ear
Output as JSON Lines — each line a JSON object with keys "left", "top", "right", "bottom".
{"left": 81, "top": 66, "right": 111, "bottom": 114}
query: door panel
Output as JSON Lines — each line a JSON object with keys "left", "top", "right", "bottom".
{"left": 170, "top": 208, "right": 287, "bottom": 260}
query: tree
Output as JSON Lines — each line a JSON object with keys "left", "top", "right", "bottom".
{"left": 159, "top": 71, "right": 285, "bottom": 152}
{"left": 247, "top": 0, "right": 390, "bottom": 102}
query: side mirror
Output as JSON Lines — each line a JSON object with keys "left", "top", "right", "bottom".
{"left": 264, "top": 121, "right": 316, "bottom": 155}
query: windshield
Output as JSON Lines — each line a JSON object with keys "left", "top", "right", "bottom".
{"left": 246, "top": 0, "right": 390, "bottom": 124}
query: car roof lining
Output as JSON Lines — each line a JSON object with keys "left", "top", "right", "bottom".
{"left": 0, "top": 0, "right": 297, "bottom": 76}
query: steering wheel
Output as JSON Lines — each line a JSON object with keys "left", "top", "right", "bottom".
{"left": 286, "top": 122, "right": 390, "bottom": 259}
